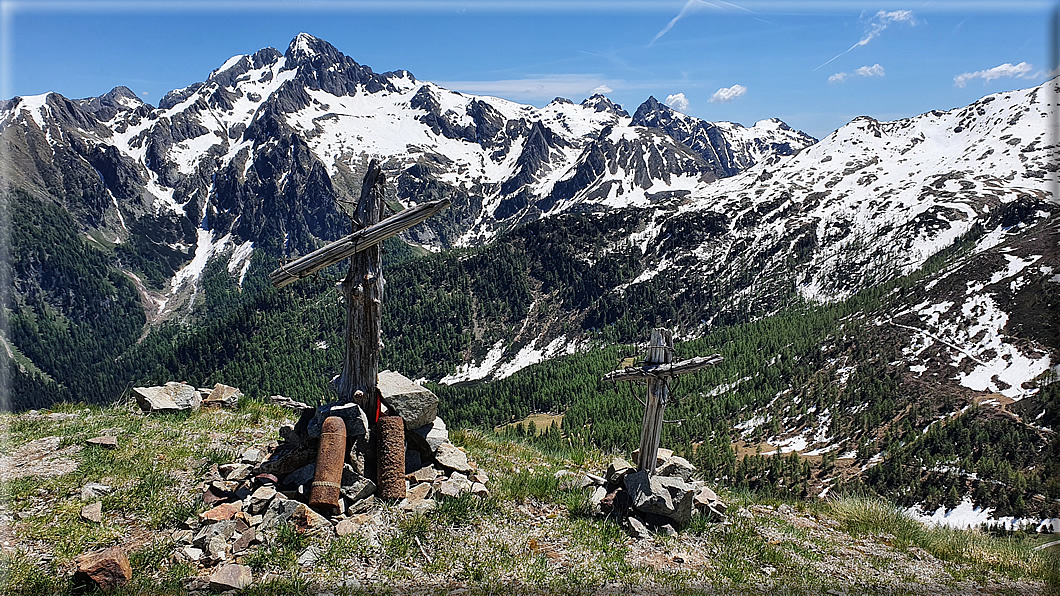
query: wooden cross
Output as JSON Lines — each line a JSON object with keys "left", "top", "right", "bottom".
{"left": 269, "top": 159, "right": 450, "bottom": 421}
{"left": 603, "top": 328, "right": 722, "bottom": 475}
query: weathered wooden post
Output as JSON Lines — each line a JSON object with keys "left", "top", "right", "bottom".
{"left": 604, "top": 327, "right": 722, "bottom": 475}
{"left": 336, "top": 161, "right": 385, "bottom": 420}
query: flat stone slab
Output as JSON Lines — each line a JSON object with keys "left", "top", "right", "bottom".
{"left": 434, "top": 442, "right": 473, "bottom": 473}
{"left": 209, "top": 564, "right": 252, "bottom": 592}
{"left": 408, "top": 416, "right": 449, "bottom": 455}
{"left": 204, "top": 384, "right": 242, "bottom": 408}
{"left": 75, "top": 546, "right": 131, "bottom": 593}
{"left": 134, "top": 382, "right": 201, "bottom": 414}
{"left": 378, "top": 370, "right": 439, "bottom": 429}
{"left": 86, "top": 436, "right": 118, "bottom": 449}
{"left": 81, "top": 501, "right": 103, "bottom": 523}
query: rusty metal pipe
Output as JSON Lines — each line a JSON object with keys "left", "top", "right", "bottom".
{"left": 310, "top": 416, "right": 346, "bottom": 513}
{"left": 377, "top": 415, "right": 406, "bottom": 500}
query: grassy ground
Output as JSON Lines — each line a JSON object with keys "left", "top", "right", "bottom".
{"left": 1, "top": 400, "right": 1056, "bottom": 595}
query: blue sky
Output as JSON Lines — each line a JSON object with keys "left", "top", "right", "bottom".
{"left": 3, "top": 1, "right": 1056, "bottom": 138}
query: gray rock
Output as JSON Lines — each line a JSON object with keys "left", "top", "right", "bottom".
{"left": 437, "top": 473, "right": 472, "bottom": 499}
{"left": 434, "top": 442, "right": 472, "bottom": 473}
{"left": 259, "top": 496, "right": 301, "bottom": 528}
{"left": 80, "top": 501, "right": 102, "bottom": 523}
{"left": 269, "top": 395, "right": 312, "bottom": 411}
{"left": 694, "top": 485, "right": 719, "bottom": 505}
{"left": 626, "top": 515, "right": 652, "bottom": 540}
{"left": 308, "top": 401, "right": 368, "bottom": 440}
{"left": 86, "top": 436, "right": 118, "bottom": 449}
{"left": 204, "top": 384, "right": 242, "bottom": 409}
{"left": 409, "top": 465, "right": 439, "bottom": 483}
{"left": 471, "top": 482, "right": 490, "bottom": 498}
{"left": 408, "top": 416, "right": 448, "bottom": 454}
{"left": 297, "top": 545, "right": 320, "bottom": 566}
{"left": 248, "top": 486, "right": 276, "bottom": 515}
{"left": 193, "top": 519, "right": 238, "bottom": 548}
{"left": 288, "top": 503, "right": 331, "bottom": 534}
{"left": 625, "top": 470, "right": 694, "bottom": 531}
{"left": 283, "top": 463, "right": 316, "bottom": 489}
{"left": 180, "top": 546, "right": 203, "bottom": 562}
{"left": 240, "top": 448, "right": 263, "bottom": 464}
{"left": 606, "top": 457, "right": 634, "bottom": 485}
{"left": 377, "top": 370, "right": 439, "bottom": 429}
{"left": 657, "top": 456, "right": 696, "bottom": 482}
{"left": 81, "top": 482, "right": 112, "bottom": 500}
{"left": 693, "top": 486, "right": 727, "bottom": 515}
{"left": 219, "top": 463, "right": 252, "bottom": 481}
{"left": 340, "top": 465, "right": 376, "bottom": 503}
{"left": 133, "top": 382, "right": 201, "bottom": 414}
{"left": 589, "top": 486, "right": 607, "bottom": 512}
{"left": 209, "top": 564, "right": 252, "bottom": 592}
{"left": 206, "top": 536, "right": 228, "bottom": 561}
{"left": 578, "top": 473, "right": 605, "bottom": 489}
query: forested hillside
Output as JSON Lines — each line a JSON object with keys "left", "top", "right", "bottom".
{"left": 5, "top": 188, "right": 1057, "bottom": 519}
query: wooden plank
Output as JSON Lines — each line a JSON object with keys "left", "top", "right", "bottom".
{"left": 268, "top": 197, "right": 451, "bottom": 288}
{"left": 603, "top": 354, "right": 722, "bottom": 383}
{"left": 636, "top": 328, "right": 673, "bottom": 474}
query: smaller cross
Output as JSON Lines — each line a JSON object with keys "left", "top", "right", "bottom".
{"left": 603, "top": 328, "right": 722, "bottom": 475}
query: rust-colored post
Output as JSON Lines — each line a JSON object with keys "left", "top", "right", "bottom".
{"left": 310, "top": 416, "right": 346, "bottom": 513}
{"left": 377, "top": 415, "right": 406, "bottom": 500}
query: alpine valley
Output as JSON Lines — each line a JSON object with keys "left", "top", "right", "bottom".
{"left": 3, "top": 33, "right": 1057, "bottom": 525}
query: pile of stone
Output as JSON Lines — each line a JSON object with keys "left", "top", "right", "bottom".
{"left": 133, "top": 382, "right": 242, "bottom": 413}
{"left": 166, "top": 371, "right": 488, "bottom": 588}
{"left": 563, "top": 448, "right": 727, "bottom": 538}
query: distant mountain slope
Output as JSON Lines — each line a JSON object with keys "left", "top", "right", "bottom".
{"left": 0, "top": 34, "right": 1054, "bottom": 419}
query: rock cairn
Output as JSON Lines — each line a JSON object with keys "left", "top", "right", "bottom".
{"left": 561, "top": 448, "right": 727, "bottom": 538}
{"left": 160, "top": 371, "right": 488, "bottom": 583}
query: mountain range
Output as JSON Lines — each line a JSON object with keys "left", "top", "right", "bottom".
{"left": 2, "top": 33, "right": 1057, "bottom": 523}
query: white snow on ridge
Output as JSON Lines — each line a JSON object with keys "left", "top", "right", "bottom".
{"left": 211, "top": 54, "right": 247, "bottom": 78}
{"left": 17, "top": 93, "right": 52, "bottom": 130}
{"left": 439, "top": 335, "right": 581, "bottom": 385}
{"left": 227, "top": 240, "right": 254, "bottom": 287}
{"left": 907, "top": 497, "right": 1052, "bottom": 531}
{"left": 440, "top": 341, "right": 506, "bottom": 385}
{"left": 171, "top": 229, "right": 230, "bottom": 294}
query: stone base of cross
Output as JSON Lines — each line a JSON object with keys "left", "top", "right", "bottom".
{"left": 604, "top": 328, "right": 722, "bottom": 475}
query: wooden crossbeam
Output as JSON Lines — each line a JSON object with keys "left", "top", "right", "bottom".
{"left": 268, "top": 198, "right": 451, "bottom": 288}
{"left": 602, "top": 354, "right": 722, "bottom": 383}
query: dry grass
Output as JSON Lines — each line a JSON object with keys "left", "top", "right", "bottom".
{"left": 1, "top": 403, "right": 1055, "bottom": 595}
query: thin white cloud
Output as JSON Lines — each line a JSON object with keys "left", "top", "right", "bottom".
{"left": 592, "top": 84, "right": 613, "bottom": 94}
{"left": 649, "top": 0, "right": 761, "bottom": 46}
{"left": 708, "top": 84, "right": 746, "bottom": 103}
{"left": 854, "top": 63, "right": 885, "bottom": 77}
{"left": 651, "top": 0, "right": 708, "bottom": 46}
{"left": 953, "top": 62, "right": 1034, "bottom": 87}
{"left": 665, "top": 92, "right": 689, "bottom": 111}
{"left": 814, "top": 10, "right": 916, "bottom": 71}
{"left": 435, "top": 74, "right": 617, "bottom": 100}
{"left": 829, "top": 63, "right": 884, "bottom": 83}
